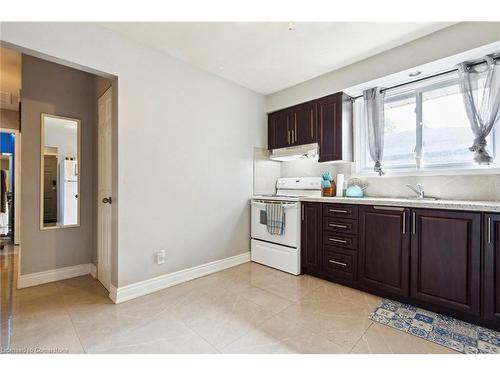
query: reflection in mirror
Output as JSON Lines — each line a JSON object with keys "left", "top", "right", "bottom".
{"left": 40, "top": 114, "right": 80, "bottom": 229}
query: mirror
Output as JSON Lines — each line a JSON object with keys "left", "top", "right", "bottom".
{"left": 40, "top": 114, "right": 80, "bottom": 229}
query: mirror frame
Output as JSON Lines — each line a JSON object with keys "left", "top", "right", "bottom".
{"left": 40, "top": 113, "right": 81, "bottom": 230}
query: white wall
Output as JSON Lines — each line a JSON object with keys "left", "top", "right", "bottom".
{"left": 1, "top": 22, "right": 266, "bottom": 287}
{"left": 253, "top": 147, "right": 281, "bottom": 195}
{"left": 267, "top": 22, "right": 500, "bottom": 112}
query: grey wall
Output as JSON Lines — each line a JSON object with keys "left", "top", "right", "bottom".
{"left": 21, "top": 55, "right": 97, "bottom": 274}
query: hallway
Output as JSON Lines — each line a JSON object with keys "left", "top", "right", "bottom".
{"left": 0, "top": 245, "right": 110, "bottom": 353}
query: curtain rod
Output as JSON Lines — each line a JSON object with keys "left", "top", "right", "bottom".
{"left": 350, "top": 55, "right": 500, "bottom": 101}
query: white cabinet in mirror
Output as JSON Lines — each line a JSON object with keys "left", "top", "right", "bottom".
{"left": 40, "top": 113, "right": 81, "bottom": 230}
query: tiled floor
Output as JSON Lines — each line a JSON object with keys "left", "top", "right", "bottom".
{"left": 0, "top": 246, "right": 456, "bottom": 354}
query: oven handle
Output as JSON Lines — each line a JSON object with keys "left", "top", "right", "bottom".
{"left": 251, "top": 201, "right": 299, "bottom": 209}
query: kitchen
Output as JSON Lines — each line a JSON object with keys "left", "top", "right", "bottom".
{"left": 2, "top": 13, "right": 500, "bottom": 370}
{"left": 251, "top": 41, "right": 500, "bottom": 353}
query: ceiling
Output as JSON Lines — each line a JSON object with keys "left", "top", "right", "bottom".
{"left": 101, "top": 22, "right": 455, "bottom": 94}
{"left": 0, "top": 46, "right": 21, "bottom": 111}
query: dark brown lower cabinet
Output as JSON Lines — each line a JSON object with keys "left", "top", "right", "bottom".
{"left": 483, "top": 214, "right": 500, "bottom": 330}
{"left": 410, "top": 209, "right": 481, "bottom": 317}
{"left": 323, "top": 246, "right": 357, "bottom": 284}
{"left": 300, "top": 203, "right": 499, "bottom": 330}
{"left": 359, "top": 206, "right": 410, "bottom": 298}
{"left": 301, "top": 202, "right": 322, "bottom": 276}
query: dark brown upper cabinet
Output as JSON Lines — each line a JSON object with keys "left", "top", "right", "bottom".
{"left": 268, "top": 109, "right": 291, "bottom": 149}
{"left": 267, "top": 92, "right": 352, "bottom": 162}
{"left": 410, "top": 209, "right": 481, "bottom": 317}
{"left": 359, "top": 206, "right": 410, "bottom": 298}
{"left": 483, "top": 214, "right": 500, "bottom": 330}
{"left": 301, "top": 202, "right": 322, "bottom": 276}
{"left": 291, "top": 102, "right": 316, "bottom": 146}
{"left": 316, "top": 93, "right": 352, "bottom": 162}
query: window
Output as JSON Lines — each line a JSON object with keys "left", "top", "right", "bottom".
{"left": 357, "top": 71, "right": 499, "bottom": 174}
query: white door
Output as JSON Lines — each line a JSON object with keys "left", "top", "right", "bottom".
{"left": 97, "top": 88, "right": 112, "bottom": 291}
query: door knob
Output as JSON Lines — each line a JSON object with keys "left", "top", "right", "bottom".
{"left": 102, "top": 197, "right": 112, "bottom": 204}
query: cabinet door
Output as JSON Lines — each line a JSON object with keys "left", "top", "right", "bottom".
{"left": 316, "top": 93, "right": 342, "bottom": 162}
{"left": 411, "top": 209, "right": 481, "bottom": 316}
{"left": 483, "top": 214, "right": 500, "bottom": 329}
{"left": 291, "top": 102, "right": 316, "bottom": 146}
{"left": 268, "top": 110, "right": 291, "bottom": 150}
{"left": 301, "top": 202, "right": 322, "bottom": 276}
{"left": 359, "top": 206, "right": 410, "bottom": 297}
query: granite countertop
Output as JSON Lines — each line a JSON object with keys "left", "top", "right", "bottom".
{"left": 299, "top": 196, "right": 500, "bottom": 213}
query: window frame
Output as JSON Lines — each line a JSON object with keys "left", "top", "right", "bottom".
{"left": 354, "top": 71, "right": 500, "bottom": 177}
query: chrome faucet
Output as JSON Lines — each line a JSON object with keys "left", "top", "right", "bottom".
{"left": 406, "top": 183, "right": 425, "bottom": 199}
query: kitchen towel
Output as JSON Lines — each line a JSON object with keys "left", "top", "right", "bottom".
{"left": 266, "top": 203, "right": 285, "bottom": 235}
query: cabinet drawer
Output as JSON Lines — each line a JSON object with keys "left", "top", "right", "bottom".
{"left": 323, "top": 217, "right": 358, "bottom": 235}
{"left": 323, "top": 246, "right": 357, "bottom": 282}
{"left": 323, "top": 204, "right": 358, "bottom": 219}
{"left": 323, "top": 231, "right": 358, "bottom": 249}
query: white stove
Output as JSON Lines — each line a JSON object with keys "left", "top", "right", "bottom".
{"left": 251, "top": 177, "right": 322, "bottom": 275}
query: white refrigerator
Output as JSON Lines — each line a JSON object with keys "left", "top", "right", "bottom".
{"left": 60, "top": 159, "right": 78, "bottom": 226}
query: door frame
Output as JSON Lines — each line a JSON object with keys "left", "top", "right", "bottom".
{"left": 0, "top": 128, "right": 21, "bottom": 246}
{"left": 97, "top": 87, "right": 113, "bottom": 292}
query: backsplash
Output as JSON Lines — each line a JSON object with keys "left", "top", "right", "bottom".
{"left": 257, "top": 152, "right": 500, "bottom": 201}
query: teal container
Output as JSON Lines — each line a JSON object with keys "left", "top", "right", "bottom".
{"left": 345, "top": 185, "right": 364, "bottom": 198}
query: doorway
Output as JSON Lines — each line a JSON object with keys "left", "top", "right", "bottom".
{"left": 0, "top": 129, "right": 21, "bottom": 247}
{"left": 1, "top": 44, "right": 117, "bottom": 302}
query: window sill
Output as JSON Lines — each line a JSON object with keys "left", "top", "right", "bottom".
{"left": 354, "top": 166, "right": 500, "bottom": 178}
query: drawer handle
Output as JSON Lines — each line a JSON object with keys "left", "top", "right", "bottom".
{"left": 328, "top": 237, "right": 347, "bottom": 244}
{"left": 329, "top": 223, "right": 348, "bottom": 229}
{"left": 488, "top": 216, "right": 492, "bottom": 244}
{"left": 329, "top": 260, "right": 347, "bottom": 267}
{"left": 373, "top": 206, "right": 404, "bottom": 212}
{"left": 329, "top": 209, "right": 348, "bottom": 214}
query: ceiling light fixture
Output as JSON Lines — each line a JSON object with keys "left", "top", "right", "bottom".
{"left": 409, "top": 71, "right": 422, "bottom": 77}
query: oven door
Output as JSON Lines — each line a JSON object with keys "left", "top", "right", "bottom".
{"left": 250, "top": 200, "right": 299, "bottom": 248}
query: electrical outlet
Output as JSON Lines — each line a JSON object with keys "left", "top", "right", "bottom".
{"left": 157, "top": 250, "right": 166, "bottom": 265}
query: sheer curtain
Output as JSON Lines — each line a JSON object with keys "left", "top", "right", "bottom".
{"left": 363, "top": 87, "right": 386, "bottom": 175}
{"left": 457, "top": 55, "right": 500, "bottom": 165}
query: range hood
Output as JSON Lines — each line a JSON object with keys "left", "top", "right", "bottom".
{"left": 269, "top": 143, "right": 319, "bottom": 162}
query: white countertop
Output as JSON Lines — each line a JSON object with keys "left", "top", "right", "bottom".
{"left": 299, "top": 196, "right": 500, "bottom": 213}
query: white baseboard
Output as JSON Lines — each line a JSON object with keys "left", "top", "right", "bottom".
{"left": 18, "top": 263, "right": 93, "bottom": 289}
{"left": 113, "top": 252, "right": 250, "bottom": 304}
{"left": 89, "top": 263, "right": 97, "bottom": 279}
{"left": 108, "top": 284, "right": 118, "bottom": 303}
